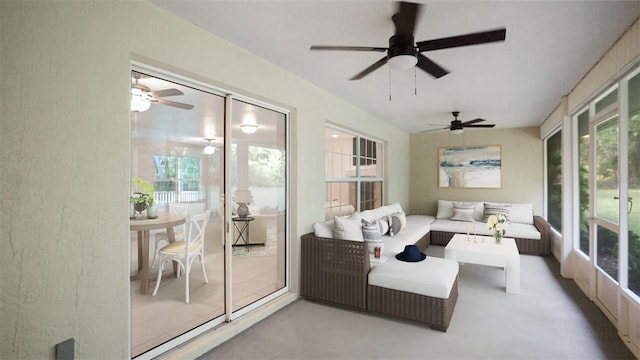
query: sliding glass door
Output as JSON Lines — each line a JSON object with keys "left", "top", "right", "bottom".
{"left": 228, "top": 98, "right": 288, "bottom": 317}
{"left": 130, "top": 70, "right": 227, "bottom": 358}
{"left": 130, "top": 67, "right": 289, "bottom": 358}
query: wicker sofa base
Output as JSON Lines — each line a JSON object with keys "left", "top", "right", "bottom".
{"left": 367, "top": 277, "right": 458, "bottom": 332}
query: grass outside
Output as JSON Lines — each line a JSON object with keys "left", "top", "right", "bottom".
{"left": 597, "top": 188, "right": 640, "bottom": 236}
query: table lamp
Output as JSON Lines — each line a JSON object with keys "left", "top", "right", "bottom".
{"left": 234, "top": 190, "right": 253, "bottom": 218}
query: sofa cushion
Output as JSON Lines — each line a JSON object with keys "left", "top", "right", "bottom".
{"left": 312, "top": 220, "right": 334, "bottom": 238}
{"left": 450, "top": 207, "right": 475, "bottom": 222}
{"left": 484, "top": 202, "right": 511, "bottom": 221}
{"left": 368, "top": 256, "right": 459, "bottom": 299}
{"left": 333, "top": 214, "right": 364, "bottom": 241}
{"left": 386, "top": 202, "right": 404, "bottom": 215}
{"left": 437, "top": 200, "right": 484, "bottom": 221}
{"left": 431, "top": 219, "right": 489, "bottom": 235}
{"left": 362, "top": 218, "right": 384, "bottom": 240}
{"left": 436, "top": 200, "right": 454, "bottom": 219}
{"left": 508, "top": 203, "right": 534, "bottom": 224}
{"left": 388, "top": 215, "right": 403, "bottom": 236}
{"left": 360, "top": 206, "right": 390, "bottom": 222}
{"left": 431, "top": 219, "right": 541, "bottom": 240}
{"left": 506, "top": 223, "right": 541, "bottom": 239}
{"left": 382, "top": 215, "right": 434, "bottom": 255}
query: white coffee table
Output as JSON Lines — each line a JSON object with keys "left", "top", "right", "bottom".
{"left": 444, "top": 233, "right": 520, "bottom": 294}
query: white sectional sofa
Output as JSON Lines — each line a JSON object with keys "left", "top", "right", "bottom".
{"left": 429, "top": 200, "right": 550, "bottom": 255}
{"left": 311, "top": 203, "right": 435, "bottom": 259}
{"left": 302, "top": 203, "right": 458, "bottom": 331}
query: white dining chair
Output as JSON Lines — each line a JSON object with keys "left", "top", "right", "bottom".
{"left": 151, "top": 203, "right": 190, "bottom": 268}
{"left": 152, "top": 210, "right": 211, "bottom": 303}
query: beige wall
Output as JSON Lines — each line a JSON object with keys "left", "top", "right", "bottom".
{"left": 0, "top": 1, "right": 410, "bottom": 358}
{"left": 409, "top": 127, "right": 543, "bottom": 216}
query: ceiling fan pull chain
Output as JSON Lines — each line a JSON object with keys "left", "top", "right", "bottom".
{"left": 414, "top": 66, "right": 417, "bottom": 96}
{"left": 388, "top": 68, "right": 392, "bottom": 102}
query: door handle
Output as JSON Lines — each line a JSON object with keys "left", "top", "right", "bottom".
{"left": 613, "top": 196, "right": 633, "bottom": 214}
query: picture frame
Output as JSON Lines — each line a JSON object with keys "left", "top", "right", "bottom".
{"left": 438, "top": 145, "right": 502, "bottom": 189}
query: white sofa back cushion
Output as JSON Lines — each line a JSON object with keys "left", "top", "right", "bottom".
{"left": 508, "top": 203, "right": 534, "bottom": 224}
{"left": 312, "top": 220, "right": 334, "bottom": 238}
{"left": 360, "top": 206, "right": 390, "bottom": 222}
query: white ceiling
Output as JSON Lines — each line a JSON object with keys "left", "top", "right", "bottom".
{"left": 150, "top": 0, "right": 640, "bottom": 134}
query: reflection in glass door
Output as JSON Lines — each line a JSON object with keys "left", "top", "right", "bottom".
{"left": 228, "top": 98, "right": 287, "bottom": 316}
{"left": 130, "top": 68, "right": 289, "bottom": 359}
{"left": 130, "top": 69, "right": 226, "bottom": 358}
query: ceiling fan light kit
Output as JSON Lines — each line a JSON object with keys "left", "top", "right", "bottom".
{"left": 387, "top": 54, "right": 417, "bottom": 70}
{"left": 310, "top": 1, "right": 506, "bottom": 81}
{"left": 203, "top": 139, "right": 216, "bottom": 155}
{"left": 240, "top": 124, "right": 258, "bottom": 134}
{"left": 130, "top": 87, "right": 151, "bottom": 112}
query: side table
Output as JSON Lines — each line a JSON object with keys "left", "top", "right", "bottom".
{"left": 232, "top": 216, "right": 254, "bottom": 249}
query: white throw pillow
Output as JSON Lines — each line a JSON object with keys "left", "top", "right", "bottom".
{"left": 362, "top": 218, "right": 384, "bottom": 241}
{"left": 333, "top": 214, "right": 364, "bottom": 241}
{"left": 312, "top": 220, "right": 334, "bottom": 238}
{"left": 450, "top": 207, "right": 475, "bottom": 222}
{"left": 484, "top": 202, "right": 511, "bottom": 221}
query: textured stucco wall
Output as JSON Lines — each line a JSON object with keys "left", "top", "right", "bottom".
{"left": 0, "top": 1, "right": 410, "bottom": 358}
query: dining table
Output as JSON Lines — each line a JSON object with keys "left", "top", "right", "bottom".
{"left": 130, "top": 213, "right": 186, "bottom": 295}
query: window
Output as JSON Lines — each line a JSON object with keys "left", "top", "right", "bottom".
{"left": 153, "top": 155, "right": 201, "bottom": 203}
{"left": 325, "top": 127, "right": 383, "bottom": 219}
{"left": 545, "top": 129, "right": 562, "bottom": 231}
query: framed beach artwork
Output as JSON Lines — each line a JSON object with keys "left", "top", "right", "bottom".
{"left": 438, "top": 145, "right": 502, "bottom": 188}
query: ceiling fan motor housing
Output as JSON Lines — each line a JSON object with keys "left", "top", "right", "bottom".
{"left": 388, "top": 34, "right": 416, "bottom": 58}
{"left": 450, "top": 120, "right": 463, "bottom": 131}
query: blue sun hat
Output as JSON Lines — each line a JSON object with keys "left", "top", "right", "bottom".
{"left": 395, "top": 244, "right": 427, "bottom": 262}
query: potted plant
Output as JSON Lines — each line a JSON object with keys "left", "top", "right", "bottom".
{"left": 130, "top": 177, "right": 156, "bottom": 218}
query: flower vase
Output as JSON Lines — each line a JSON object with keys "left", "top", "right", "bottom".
{"left": 146, "top": 204, "right": 158, "bottom": 219}
{"left": 495, "top": 232, "right": 502, "bottom": 244}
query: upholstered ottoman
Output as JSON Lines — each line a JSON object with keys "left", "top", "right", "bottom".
{"left": 367, "top": 256, "right": 459, "bottom": 331}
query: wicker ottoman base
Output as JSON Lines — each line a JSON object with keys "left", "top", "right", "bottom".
{"left": 367, "top": 276, "right": 458, "bottom": 332}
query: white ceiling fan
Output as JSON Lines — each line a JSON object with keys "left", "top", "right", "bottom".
{"left": 130, "top": 71, "right": 194, "bottom": 112}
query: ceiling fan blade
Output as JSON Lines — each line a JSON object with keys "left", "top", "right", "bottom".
{"left": 420, "top": 126, "right": 449, "bottom": 133}
{"left": 152, "top": 98, "right": 194, "bottom": 110}
{"left": 392, "top": 2, "right": 421, "bottom": 37}
{"left": 416, "top": 28, "right": 506, "bottom": 52}
{"left": 461, "top": 118, "right": 486, "bottom": 126}
{"left": 464, "top": 124, "right": 495, "bottom": 128}
{"left": 350, "top": 57, "right": 388, "bottom": 80}
{"left": 149, "top": 88, "right": 184, "bottom": 98}
{"left": 416, "top": 53, "right": 449, "bottom": 78}
{"left": 310, "top": 45, "right": 387, "bottom": 52}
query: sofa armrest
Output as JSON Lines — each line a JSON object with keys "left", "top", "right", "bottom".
{"left": 533, "top": 216, "right": 551, "bottom": 255}
{"left": 301, "top": 233, "right": 370, "bottom": 310}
